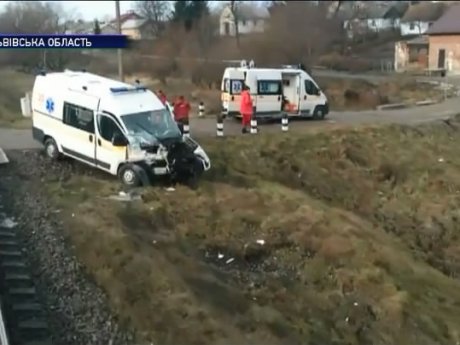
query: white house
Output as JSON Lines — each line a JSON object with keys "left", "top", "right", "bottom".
{"left": 100, "top": 23, "right": 118, "bottom": 35}
{"left": 219, "top": 4, "right": 270, "bottom": 36}
{"left": 400, "top": 2, "right": 447, "bottom": 36}
{"left": 343, "top": 2, "right": 407, "bottom": 38}
{"left": 64, "top": 20, "right": 94, "bottom": 34}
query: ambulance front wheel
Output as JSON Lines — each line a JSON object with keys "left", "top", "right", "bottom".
{"left": 313, "top": 106, "right": 326, "bottom": 120}
{"left": 118, "top": 164, "right": 142, "bottom": 187}
{"left": 44, "top": 137, "right": 61, "bottom": 160}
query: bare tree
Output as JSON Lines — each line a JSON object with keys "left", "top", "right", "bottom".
{"left": 135, "top": 1, "right": 171, "bottom": 38}
{"left": 194, "top": 14, "right": 218, "bottom": 59}
{"left": 0, "top": 1, "right": 78, "bottom": 71}
{"left": 228, "top": 0, "right": 242, "bottom": 48}
{"left": 248, "top": 1, "right": 343, "bottom": 65}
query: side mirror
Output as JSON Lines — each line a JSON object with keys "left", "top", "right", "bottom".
{"left": 112, "top": 132, "right": 128, "bottom": 147}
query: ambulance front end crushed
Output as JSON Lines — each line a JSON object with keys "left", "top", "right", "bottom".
{"left": 122, "top": 132, "right": 211, "bottom": 188}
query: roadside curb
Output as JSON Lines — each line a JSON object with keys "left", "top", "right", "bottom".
{"left": 377, "top": 99, "right": 439, "bottom": 111}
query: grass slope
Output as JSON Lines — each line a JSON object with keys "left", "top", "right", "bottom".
{"left": 0, "top": 69, "right": 34, "bottom": 128}
{"left": 45, "top": 118, "right": 460, "bottom": 345}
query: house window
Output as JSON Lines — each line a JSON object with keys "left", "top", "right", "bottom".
{"left": 241, "top": 19, "right": 246, "bottom": 26}
{"left": 371, "top": 19, "right": 376, "bottom": 26}
{"left": 224, "top": 22, "right": 230, "bottom": 35}
{"left": 409, "top": 23, "right": 415, "bottom": 30}
{"left": 63, "top": 102, "right": 94, "bottom": 133}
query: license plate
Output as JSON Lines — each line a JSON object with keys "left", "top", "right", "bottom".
{"left": 153, "top": 167, "right": 168, "bottom": 175}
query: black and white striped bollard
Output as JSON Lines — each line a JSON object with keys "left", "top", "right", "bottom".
{"left": 250, "top": 115, "right": 258, "bottom": 134}
{"left": 281, "top": 112, "right": 289, "bottom": 132}
{"left": 183, "top": 118, "right": 190, "bottom": 137}
{"left": 216, "top": 114, "right": 224, "bottom": 137}
{"left": 199, "top": 102, "right": 205, "bottom": 117}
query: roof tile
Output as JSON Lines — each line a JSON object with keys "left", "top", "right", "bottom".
{"left": 427, "top": 4, "right": 460, "bottom": 35}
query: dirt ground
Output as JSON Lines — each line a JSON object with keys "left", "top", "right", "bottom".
{"left": 0, "top": 67, "right": 447, "bottom": 130}
{"left": 124, "top": 75, "right": 447, "bottom": 115}
{"left": 10, "top": 117, "right": 459, "bottom": 345}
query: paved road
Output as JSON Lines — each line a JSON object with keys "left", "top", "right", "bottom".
{"left": 1, "top": 96, "right": 459, "bottom": 151}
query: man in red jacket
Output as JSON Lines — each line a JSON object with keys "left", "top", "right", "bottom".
{"left": 240, "top": 84, "right": 253, "bottom": 134}
{"left": 157, "top": 90, "right": 167, "bottom": 105}
{"left": 173, "top": 95, "right": 191, "bottom": 133}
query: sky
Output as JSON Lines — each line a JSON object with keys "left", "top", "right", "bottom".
{"left": 59, "top": 1, "right": 134, "bottom": 21}
{"left": 0, "top": 1, "right": 136, "bottom": 21}
{"left": 0, "top": 1, "right": 224, "bottom": 21}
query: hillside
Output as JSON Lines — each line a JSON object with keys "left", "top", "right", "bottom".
{"left": 1, "top": 117, "right": 460, "bottom": 344}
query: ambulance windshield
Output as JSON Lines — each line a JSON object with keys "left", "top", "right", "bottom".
{"left": 121, "top": 108, "right": 181, "bottom": 142}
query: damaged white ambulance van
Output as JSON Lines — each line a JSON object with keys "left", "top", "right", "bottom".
{"left": 31, "top": 70, "right": 211, "bottom": 187}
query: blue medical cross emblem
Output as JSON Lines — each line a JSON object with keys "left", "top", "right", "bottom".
{"left": 45, "top": 98, "right": 54, "bottom": 113}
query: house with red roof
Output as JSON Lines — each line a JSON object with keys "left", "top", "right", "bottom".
{"left": 109, "top": 10, "right": 143, "bottom": 26}
{"left": 426, "top": 4, "right": 460, "bottom": 74}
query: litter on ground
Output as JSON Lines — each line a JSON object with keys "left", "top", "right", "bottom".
{"left": 108, "top": 191, "right": 142, "bottom": 202}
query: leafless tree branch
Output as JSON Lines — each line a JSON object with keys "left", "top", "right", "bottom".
{"left": 135, "top": 0, "right": 171, "bottom": 37}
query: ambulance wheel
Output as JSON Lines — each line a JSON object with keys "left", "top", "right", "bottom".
{"left": 44, "top": 138, "right": 61, "bottom": 160}
{"left": 118, "top": 165, "right": 141, "bottom": 187}
{"left": 313, "top": 106, "right": 325, "bottom": 120}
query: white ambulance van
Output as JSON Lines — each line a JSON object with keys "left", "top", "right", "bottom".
{"left": 221, "top": 61, "right": 329, "bottom": 120}
{"left": 31, "top": 70, "right": 211, "bottom": 187}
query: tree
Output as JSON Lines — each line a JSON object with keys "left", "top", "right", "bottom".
{"left": 0, "top": 1, "right": 78, "bottom": 71}
{"left": 94, "top": 19, "right": 101, "bottom": 34}
{"left": 249, "top": 1, "right": 343, "bottom": 65}
{"left": 135, "top": 0, "right": 171, "bottom": 37}
{"left": 228, "top": 1, "right": 242, "bottom": 48}
{"left": 172, "top": 0, "right": 209, "bottom": 31}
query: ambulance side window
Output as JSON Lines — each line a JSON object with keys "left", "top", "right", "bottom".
{"left": 222, "top": 78, "right": 230, "bottom": 92}
{"left": 305, "top": 80, "right": 319, "bottom": 95}
{"left": 257, "top": 80, "right": 282, "bottom": 95}
{"left": 97, "top": 115, "right": 122, "bottom": 142}
{"left": 63, "top": 102, "right": 94, "bottom": 133}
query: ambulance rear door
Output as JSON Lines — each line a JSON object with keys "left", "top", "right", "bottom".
{"left": 221, "top": 68, "right": 245, "bottom": 117}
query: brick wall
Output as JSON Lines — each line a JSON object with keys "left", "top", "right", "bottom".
{"left": 428, "top": 35, "right": 460, "bottom": 73}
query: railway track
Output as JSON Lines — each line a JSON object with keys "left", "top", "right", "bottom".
{"left": 0, "top": 213, "right": 52, "bottom": 345}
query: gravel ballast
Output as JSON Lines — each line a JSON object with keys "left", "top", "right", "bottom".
{"left": 0, "top": 150, "right": 134, "bottom": 345}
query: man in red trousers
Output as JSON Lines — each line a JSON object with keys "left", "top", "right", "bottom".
{"left": 240, "top": 84, "right": 253, "bottom": 134}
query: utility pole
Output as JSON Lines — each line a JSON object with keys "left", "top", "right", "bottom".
{"left": 115, "top": 0, "right": 124, "bottom": 82}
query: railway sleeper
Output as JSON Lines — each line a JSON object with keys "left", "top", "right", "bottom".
{"left": 0, "top": 220, "right": 51, "bottom": 344}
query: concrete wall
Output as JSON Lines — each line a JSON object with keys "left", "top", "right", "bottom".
{"left": 394, "top": 41, "right": 409, "bottom": 71}
{"left": 429, "top": 35, "right": 460, "bottom": 74}
{"left": 395, "top": 41, "right": 429, "bottom": 72}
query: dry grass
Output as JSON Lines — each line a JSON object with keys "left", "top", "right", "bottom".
{"left": 125, "top": 74, "right": 443, "bottom": 115}
{"left": 44, "top": 115, "right": 460, "bottom": 345}
{"left": 0, "top": 57, "right": 444, "bottom": 126}
{"left": 310, "top": 76, "right": 444, "bottom": 111}
{"left": 0, "top": 69, "right": 34, "bottom": 128}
